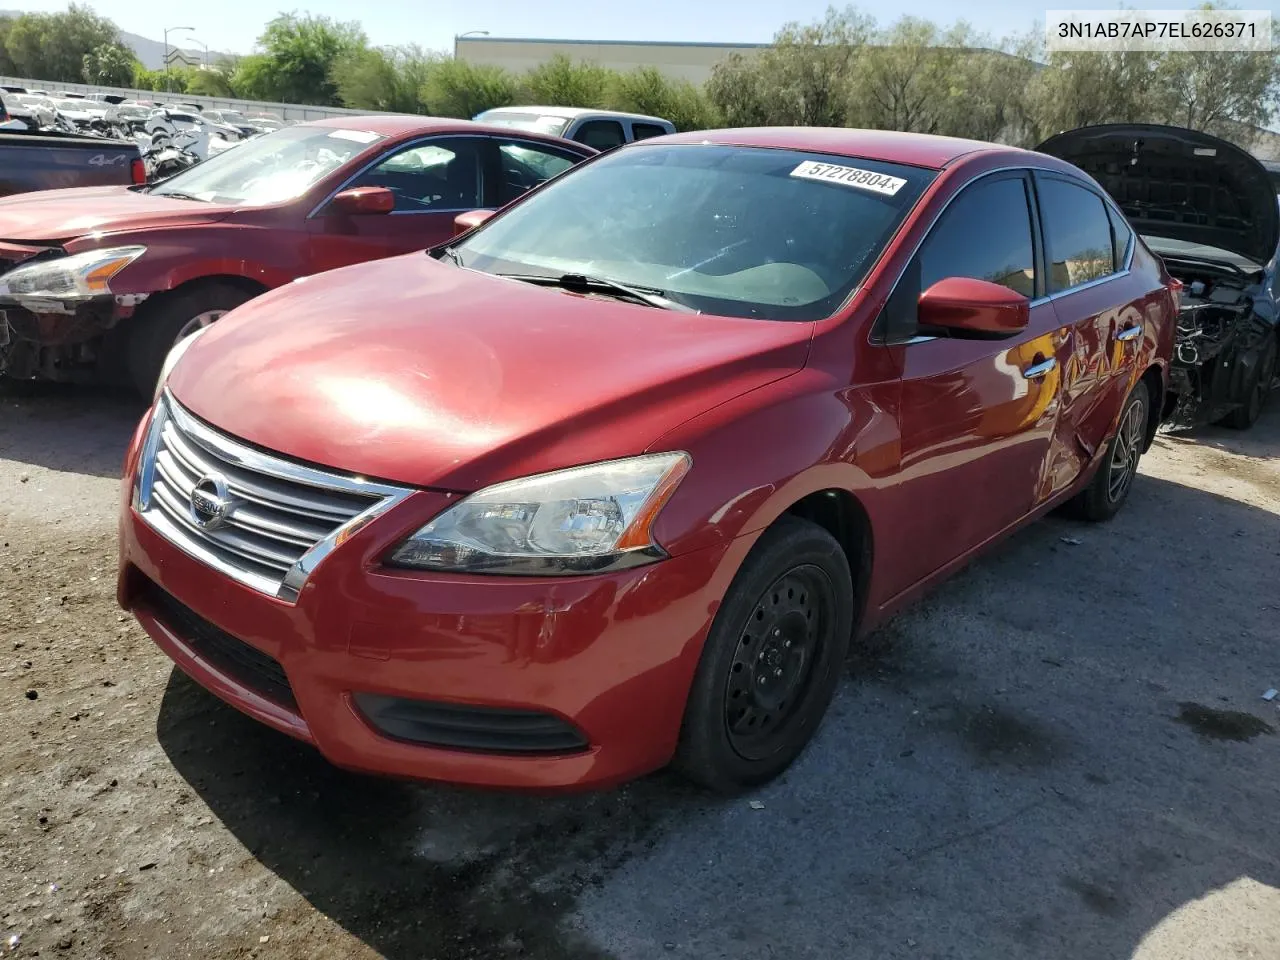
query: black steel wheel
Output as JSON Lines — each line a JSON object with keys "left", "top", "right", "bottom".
{"left": 724, "top": 566, "right": 834, "bottom": 761}
{"left": 673, "top": 516, "right": 854, "bottom": 792}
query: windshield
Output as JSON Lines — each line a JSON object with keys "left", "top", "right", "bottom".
{"left": 478, "top": 111, "right": 571, "bottom": 138}
{"left": 217, "top": 111, "right": 246, "bottom": 122}
{"left": 454, "top": 144, "right": 934, "bottom": 320}
{"left": 149, "top": 125, "right": 384, "bottom": 206}
{"left": 56, "top": 100, "right": 85, "bottom": 111}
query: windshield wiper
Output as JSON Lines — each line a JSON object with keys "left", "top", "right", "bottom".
{"left": 497, "top": 273, "right": 697, "bottom": 312}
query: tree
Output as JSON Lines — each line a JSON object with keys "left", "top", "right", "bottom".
{"left": 1152, "top": 47, "right": 1280, "bottom": 137}
{"left": 521, "top": 54, "right": 613, "bottom": 108}
{"left": 0, "top": 17, "right": 18, "bottom": 77}
{"left": 239, "top": 13, "right": 367, "bottom": 106}
{"left": 184, "top": 68, "right": 236, "bottom": 98}
{"left": 1027, "top": 49, "right": 1164, "bottom": 138}
{"left": 609, "top": 66, "right": 719, "bottom": 131}
{"left": 82, "top": 42, "right": 136, "bottom": 86}
{"left": 333, "top": 45, "right": 436, "bottom": 113}
{"left": 5, "top": 5, "right": 123, "bottom": 84}
{"left": 706, "top": 5, "right": 872, "bottom": 127}
{"left": 849, "top": 17, "right": 966, "bottom": 134}
{"left": 421, "top": 58, "right": 518, "bottom": 117}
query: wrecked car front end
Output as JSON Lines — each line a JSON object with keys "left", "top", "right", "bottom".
{"left": 0, "top": 243, "right": 147, "bottom": 383}
{"left": 1164, "top": 253, "right": 1277, "bottom": 427}
{"left": 1037, "top": 123, "right": 1279, "bottom": 429}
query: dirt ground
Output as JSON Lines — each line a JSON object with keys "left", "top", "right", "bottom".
{"left": 2, "top": 383, "right": 1279, "bottom": 960}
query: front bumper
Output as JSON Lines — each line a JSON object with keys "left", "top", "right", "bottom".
{"left": 117, "top": 418, "right": 735, "bottom": 790}
{"left": 0, "top": 295, "right": 129, "bottom": 381}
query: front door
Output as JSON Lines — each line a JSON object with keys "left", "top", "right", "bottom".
{"left": 878, "top": 171, "right": 1076, "bottom": 599}
{"left": 306, "top": 136, "right": 486, "bottom": 274}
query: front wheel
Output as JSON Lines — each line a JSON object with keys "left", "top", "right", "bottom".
{"left": 673, "top": 517, "right": 854, "bottom": 792}
{"left": 127, "top": 283, "right": 254, "bottom": 398}
{"left": 1066, "top": 380, "right": 1149, "bottom": 522}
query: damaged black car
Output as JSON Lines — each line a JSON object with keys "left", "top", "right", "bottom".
{"left": 1039, "top": 124, "right": 1278, "bottom": 429}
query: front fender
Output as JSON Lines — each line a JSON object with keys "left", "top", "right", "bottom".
{"left": 646, "top": 367, "right": 899, "bottom": 559}
{"left": 65, "top": 224, "right": 303, "bottom": 295}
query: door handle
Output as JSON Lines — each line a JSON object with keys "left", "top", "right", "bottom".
{"left": 1022, "top": 357, "right": 1057, "bottom": 380}
{"left": 1116, "top": 324, "right": 1143, "bottom": 342}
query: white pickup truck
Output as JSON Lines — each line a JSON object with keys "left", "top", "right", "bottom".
{"left": 473, "top": 106, "right": 675, "bottom": 151}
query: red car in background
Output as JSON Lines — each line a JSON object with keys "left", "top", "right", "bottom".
{"left": 118, "top": 128, "right": 1177, "bottom": 792}
{"left": 0, "top": 116, "right": 594, "bottom": 394}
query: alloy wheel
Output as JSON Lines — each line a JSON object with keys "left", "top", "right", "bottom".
{"left": 1107, "top": 396, "right": 1146, "bottom": 503}
{"left": 175, "top": 309, "right": 227, "bottom": 343}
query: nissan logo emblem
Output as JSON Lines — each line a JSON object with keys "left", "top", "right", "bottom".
{"left": 189, "top": 474, "right": 235, "bottom": 530}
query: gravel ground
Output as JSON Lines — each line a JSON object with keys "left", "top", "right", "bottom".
{"left": 2, "top": 383, "right": 1278, "bottom": 960}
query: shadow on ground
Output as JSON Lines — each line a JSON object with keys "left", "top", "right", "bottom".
{"left": 155, "top": 410, "right": 1280, "bottom": 960}
{"left": 0, "top": 381, "right": 146, "bottom": 479}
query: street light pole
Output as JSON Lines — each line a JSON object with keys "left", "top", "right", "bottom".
{"left": 193, "top": 40, "right": 209, "bottom": 69}
{"left": 163, "top": 25, "right": 194, "bottom": 92}
{"left": 454, "top": 29, "right": 488, "bottom": 58}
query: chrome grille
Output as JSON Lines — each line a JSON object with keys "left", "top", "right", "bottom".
{"left": 135, "top": 393, "right": 413, "bottom": 601}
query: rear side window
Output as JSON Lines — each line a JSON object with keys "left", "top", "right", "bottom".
{"left": 920, "top": 176, "right": 1036, "bottom": 298}
{"left": 1105, "top": 203, "right": 1133, "bottom": 271}
{"left": 632, "top": 122, "right": 669, "bottom": 141}
{"left": 497, "top": 141, "right": 579, "bottom": 206}
{"left": 574, "top": 120, "right": 626, "bottom": 151}
{"left": 1038, "top": 178, "right": 1116, "bottom": 293}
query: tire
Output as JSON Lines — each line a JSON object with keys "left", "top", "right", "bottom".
{"left": 1220, "top": 334, "right": 1277, "bottom": 430}
{"left": 673, "top": 516, "right": 855, "bottom": 792}
{"left": 1066, "top": 380, "right": 1150, "bottom": 522}
{"left": 127, "top": 283, "right": 254, "bottom": 399}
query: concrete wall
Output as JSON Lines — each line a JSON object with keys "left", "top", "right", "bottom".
{"left": 455, "top": 37, "right": 766, "bottom": 85}
{"left": 0, "top": 75, "right": 393, "bottom": 122}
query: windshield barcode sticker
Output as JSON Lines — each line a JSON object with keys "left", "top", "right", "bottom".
{"left": 790, "top": 161, "right": 907, "bottom": 196}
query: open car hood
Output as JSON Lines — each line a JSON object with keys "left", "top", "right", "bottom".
{"left": 1036, "top": 124, "right": 1279, "bottom": 267}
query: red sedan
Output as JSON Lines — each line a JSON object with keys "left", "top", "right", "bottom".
{"left": 0, "top": 116, "right": 593, "bottom": 394}
{"left": 117, "top": 128, "right": 1177, "bottom": 792}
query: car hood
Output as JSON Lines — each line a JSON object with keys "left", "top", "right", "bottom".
{"left": 0, "top": 186, "right": 234, "bottom": 243}
{"left": 1036, "top": 124, "right": 1280, "bottom": 267}
{"left": 167, "top": 255, "right": 813, "bottom": 491}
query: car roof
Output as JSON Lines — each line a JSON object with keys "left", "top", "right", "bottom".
{"left": 656, "top": 127, "right": 1027, "bottom": 170}
{"left": 304, "top": 114, "right": 597, "bottom": 148}
{"left": 481, "top": 105, "right": 672, "bottom": 125}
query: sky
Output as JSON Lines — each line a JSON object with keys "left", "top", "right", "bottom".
{"left": 10, "top": 0, "right": 1270, "bottom": 55}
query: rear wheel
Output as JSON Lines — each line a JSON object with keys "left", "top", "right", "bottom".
{"left": 1066, "top": 380, "right": 1149, "bottom": 522}
{"left": 1220, "top": 334, "right": 1277, "bottom": 430}
{"left": 673, "top": 517, "right": 854, "bottom": 792}
{"left": 127, "top": 283, "right": 255, "bottom": 398}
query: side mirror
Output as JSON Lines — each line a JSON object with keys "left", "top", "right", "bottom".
{"left": 453, "top": 209, "right": 494, "bottom": 236}
{"left": 917, "top": 276, "right": 1030, "bottom": 338}
{"left": 330, "top": 186, "right": 395, "bottom": 216}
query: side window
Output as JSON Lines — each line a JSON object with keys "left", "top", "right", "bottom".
{"left": 632, "top": 122, "right": 669, "bottom": 141}
{"left": 348, "top": 139, "right": 481, "bottom": 212}
{"left": 496, "top": 141, "right": 579, "bottom": 206}
{"left": 1037, "top": 178, "right": 1116, "bottom": 293}
{"left": 919, "top": 176, "right": 1036, "bottom": 298}
{"left": 1105, "top": 202, "right": 1133, "bottom": 272}
{"left": 574, "top": 120, "right": 626, "bottom": 151}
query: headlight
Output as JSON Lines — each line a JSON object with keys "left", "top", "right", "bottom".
{"left": 0, "top": 245, "right": 145, "bottom": 300}
{"left": 153, "top": 326, "right": 208, "bottom": 401}
{"left": 388, "top": 452, "right": 692, "bottom": 575}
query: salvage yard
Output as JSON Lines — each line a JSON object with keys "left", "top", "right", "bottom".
{"left": 2, "top": 382, "right": 1279, "bottom": 960}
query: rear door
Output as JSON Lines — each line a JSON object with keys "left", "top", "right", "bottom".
{"left": 306, "top": 136, "right": 486, "bottom": 273}
{"left": 1032, "top": 172, "right": 1146, "bottom": 503}
{"left": 879, "top": 170, "right": 1076, "bottom": 597}
{"left": 570, "top": 118, "right": 628, "bottom": 150}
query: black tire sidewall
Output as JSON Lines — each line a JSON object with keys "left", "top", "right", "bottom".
{"left": 1071, "top": 380, "right": 1149, "bottom": 522}
{"left": 127, "top": 285, "right": 252, "bottom": 399}
{"left": 675, "top": 518, "right": 854, "bottom": 791}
